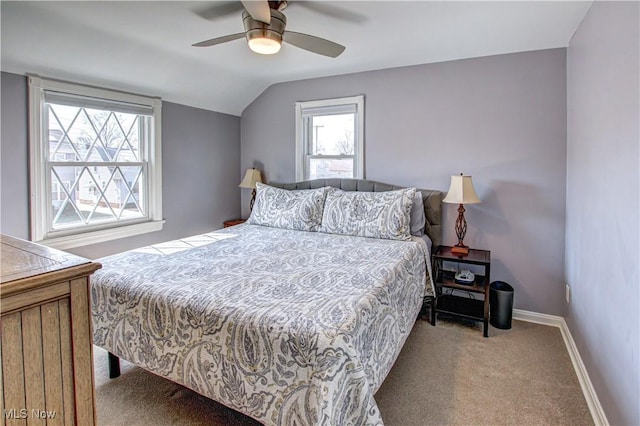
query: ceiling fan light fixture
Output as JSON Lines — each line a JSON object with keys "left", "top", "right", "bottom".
{"left": 243, "top": 9, "right": 286, "bottom": 55}
{"left": 248, "top": 35, "right": 281, "bottom": 54}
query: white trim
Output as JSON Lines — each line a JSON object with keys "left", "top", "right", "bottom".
{"left": 295, "top": 102, "right": 303, "bottom": 181}
{"left": 148, "top": 98, "right": 163, "bottom": 227}
{"left": 512, "top": 308, "right": 565, "bottom": 327}
{"left": 295, "top": 95, "right": 364, "bottom": 181}
{"left": 513, "top": 309, "right": 609, "bottom": 426}
{"left": 29, "top": 76, "right": 47, "bottom": 242}
{"left": 32, "top": 75, "right": 161, "bottom": 108}
{"left": 355, "top": 95, "right": 364, "bottom": 179}
{"left": 41, "top": 220, "right": 165, "bottom": 250}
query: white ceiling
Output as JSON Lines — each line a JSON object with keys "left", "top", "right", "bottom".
{"left": 1, "top": 1, "right": 592, "bottom": 116}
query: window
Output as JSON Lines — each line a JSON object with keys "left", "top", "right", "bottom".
{"left": 295, "top": 95, "right": 364, "bottom": 181}
{"left": 29, "top": 76, "right": 163, "bottom": 249}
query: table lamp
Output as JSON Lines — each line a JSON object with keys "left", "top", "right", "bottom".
{"left": 443, "top": 173, "right": 481, "bottom": 255}
{"left": 239, "top": 168, "right": 263, "bottom": 211}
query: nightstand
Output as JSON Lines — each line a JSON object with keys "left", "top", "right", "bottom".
{"left": 223, "top": 219, "right": 246, "bottom": 228}
{"left": 431, "top": 245, "right": 491, "bottom": 337}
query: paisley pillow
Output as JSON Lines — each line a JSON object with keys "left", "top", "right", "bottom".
{"left": 319, "top": 187, "right": 416, "bottom": 240}
{"left": 410, "top": 191, "right": 426, "bottom": 236}
{"left": 247, "top": 183, "right": 329, "bottom": 232}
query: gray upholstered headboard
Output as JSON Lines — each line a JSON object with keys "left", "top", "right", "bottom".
{"left": 270, "top": 178, "right": 444, "bottom": 249}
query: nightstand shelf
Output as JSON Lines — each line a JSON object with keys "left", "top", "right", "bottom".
{"left": 436, "top": 269, "right": 486, "bottom": 293}
{"left": 431, "top": 245, "right": 491, "bottom": 337}
{"left": 435, "top": 294, "right": 484, "bottom": 321}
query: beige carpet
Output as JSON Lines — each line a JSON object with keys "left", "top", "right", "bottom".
{"left": 94, "top": 318, "right": 593, "bottom": 425}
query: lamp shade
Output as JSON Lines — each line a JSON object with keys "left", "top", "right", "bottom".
{"left": 443, "top": 174, "right": 480, "bottom": 204}
{"left": 239, "top": 168, "right": 263, "bottom": 189}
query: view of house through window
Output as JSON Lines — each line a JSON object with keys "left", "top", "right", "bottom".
{"left": 48, "top": 104, "right": 146, "bottom": 230}
{"left": 295, "top": 95, "right": 364, "bottom": 181}
{"left": 29, "top": 76, "right": 163, "bottom": 248}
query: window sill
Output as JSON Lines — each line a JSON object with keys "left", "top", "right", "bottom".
{"left": 38, "top": 220, "right": 165, "bottom": 250}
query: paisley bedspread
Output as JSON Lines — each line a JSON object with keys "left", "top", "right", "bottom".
{"left": 91, "top": 224, "right": 433, "bottom": 425}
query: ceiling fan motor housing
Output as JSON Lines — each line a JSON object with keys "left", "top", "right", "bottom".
{"left": 243, "top": 9, "right": 287, "bottom": 45}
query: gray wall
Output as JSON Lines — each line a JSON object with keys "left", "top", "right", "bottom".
{"left": 0, "top": 72, "right": 241, "bottom": 259}
{"left": 1, "top": 73, "right": 30, "bottom": 237}
{"left": 566, "top": 2, "right": 639, "bottom": 425}
{"left": 242, "top": 49, "right": 568, "bottom": 315}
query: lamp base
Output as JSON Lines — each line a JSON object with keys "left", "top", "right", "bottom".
{"left": 249, "top": 189, "right": 256, "bottom": 211}
{"left": 451, "top": 245, "right": 469, "bottom": 256}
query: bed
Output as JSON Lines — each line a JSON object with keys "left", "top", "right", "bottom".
{"left": 91, "top": 179, "right": 443, "bottom": 425}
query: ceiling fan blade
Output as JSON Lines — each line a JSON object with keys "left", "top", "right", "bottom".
{"left": 283, "top": 31, "right": 345, "bottom": 58}
{"left": 241, "top": 0, "right": 271, "bottom": 24}
{"left": 192, "top": 33, "right": 245, "bottom": 48}
{"left": 193, "top": 2, "right": 245, "bottom": 21}
{"left": 292, "top": 1, "right": 368, "bottom": 24}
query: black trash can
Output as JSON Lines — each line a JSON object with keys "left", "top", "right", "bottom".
{"left": 490, "top": 281, "right": 514, "bottom": 329}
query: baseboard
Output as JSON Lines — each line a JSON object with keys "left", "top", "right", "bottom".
{"left": 512, "top": 309, "right": 609, "bottom": 426}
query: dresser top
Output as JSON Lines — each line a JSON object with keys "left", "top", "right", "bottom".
{"left": 1, "top": 235, "right": 101, "bottom": 294}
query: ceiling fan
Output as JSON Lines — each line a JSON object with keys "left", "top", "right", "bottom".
{"left": 192, "top": 0, "right": 346, "bottom": 58}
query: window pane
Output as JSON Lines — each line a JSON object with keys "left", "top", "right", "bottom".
{"left": 46, "top": 104, "right": 147, "bottom": 232}
{"left": 308, "top": 158, "right": 354, "bottom": 179}
{"left": 47, "top": 104, "right": 141, "bottom": 162}
{"left": 51, "top": 166, "right": 145, "bottom": 229}
{"left": 117, "top": 166, "right": 145, "bottom": 218}
{"left": 309, "top": 114, "right": 355, "bottom": 155}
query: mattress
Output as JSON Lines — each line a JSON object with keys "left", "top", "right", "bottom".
{"left": 91, "top": 224, "right": 433, "bottom": 425}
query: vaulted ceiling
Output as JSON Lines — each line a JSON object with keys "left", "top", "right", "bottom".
{"left": 1, "top": 1, "right": 592, "bottom": 116}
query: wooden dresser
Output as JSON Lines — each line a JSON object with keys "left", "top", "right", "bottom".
{"left": 1, "top": 235, "right": 101, "bottom": 426}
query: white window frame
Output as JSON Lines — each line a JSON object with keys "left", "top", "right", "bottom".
{"left": 29, "top": 76, "right": 164, "bottom": 249}
{"left": 295, "top": 95, "right": 364, "bottom": 181}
